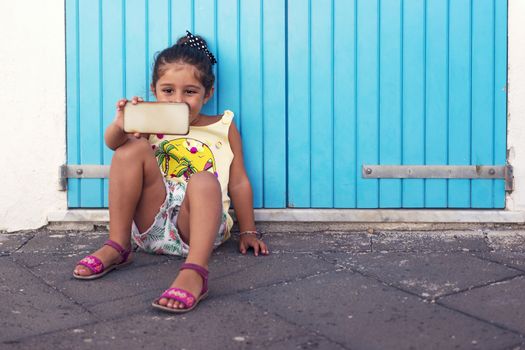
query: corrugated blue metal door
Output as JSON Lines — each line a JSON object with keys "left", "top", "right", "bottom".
{"left": 66, "top": 0, "right": 507, "bottom": 209}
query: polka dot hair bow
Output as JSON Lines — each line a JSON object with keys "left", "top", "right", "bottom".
{"left": 183, "top": 30, "right": 217, "bottom": 65}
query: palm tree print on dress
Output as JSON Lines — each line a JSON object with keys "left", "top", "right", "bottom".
{"left": 154, "top": 138, "right": 217, "bottom": 181}
{"left": 155, "top": 140, "right": 179, "bottom": 177}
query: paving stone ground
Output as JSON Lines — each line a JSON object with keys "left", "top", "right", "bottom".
{"left": 0, "top": 228, "right": 524, "bottom": 350}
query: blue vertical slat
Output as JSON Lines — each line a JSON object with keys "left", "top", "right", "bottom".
{"left": 310, "top": 0, "right": 333, "bottom": 207}
{"left": 101, "top": 0, "right": 124, "bottom": 207}
{"left": 240, "top": 0, "right": 263, "bottom": 208}
{"left": 78, "top": 0, "right": 103, "bottom": 207}
{"left": 125, "top": 0, "right": 147, "bottom": 98}
{"left": 356, "top": 0, "right": 379, "bottom": 208}
{"left": 494, "top": 0, "right": 507, "bottom": 208}
{"left": 448, "top": 0, "right": 471, "bottom": 208}
{"left": 66, "top": 0, "right": 80, "bottom": 207}
{"left": 217, "top": 0, "right": 240, "bottom": 117}
{"left": 379, "top": 0, "right": 402, "bottom": 207}
{"left": 171, "top": 0, "right": 194, "bottom": 40}
{"left": 262, "top": 0, "right": 286, "bottom": 208}
{"left": 471, "top": 0, "right": 494, "bottom": 208}
{"left": 148, "top": 0, "right": 170, "bottom": 101}
{"left": 333, "top": 0, "right": 357, "bottom": 208}
{"left": 425, "top": 0, "right": 448, "bottom": 208}
{"left": 287, "top": 0, "right": 310, "bottom": 207}
{"left": 401, "top": 0, "right": 425, "bottom": 207}
{"left": 194, "top": 0, "right": 217, "bottom": 115}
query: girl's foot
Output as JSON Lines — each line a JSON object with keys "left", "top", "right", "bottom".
{"left": 157, "top": 268, "right": 205, "bottom": 309}
{"left": 73, "top": 241, "right": 130, "bottom": 277}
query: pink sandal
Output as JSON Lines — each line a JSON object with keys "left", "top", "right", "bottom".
{"left": 73, "top": 239, "right": 132, "bottom": 280}
{"left": 152, "top": 263, "right": 209, "bottom": 313}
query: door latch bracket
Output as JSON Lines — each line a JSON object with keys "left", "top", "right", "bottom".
{"left": 59, "top": 165, "right": 110, "bottom": 191}
{"left": 362, "top": 164, "right": 514, "bottom": 192}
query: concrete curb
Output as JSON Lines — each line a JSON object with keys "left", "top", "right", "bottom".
{"left": 46, "top": 209, "right": 525, "bottom": 232}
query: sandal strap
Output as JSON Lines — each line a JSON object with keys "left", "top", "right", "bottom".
{"left": 77, "top": 255, "right": 104, "bottom": 274}
{"left": 160, "top": 288, "right": 196, "bottom": 308}
{"left": 179, "top": 263, "right": 209, "bottom": 294}
{"left": 104, "top": 239, "right": 131, "bottom": 262}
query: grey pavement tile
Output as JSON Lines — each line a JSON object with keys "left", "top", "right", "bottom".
{"left": 474, "top": 251, "right": 525, "bottom": 273}
{"left": 440, "top": 275, "right": 525, "bottom": 335}
{"left": 504, "top": 343, "right": 525, "bottom": 350}
{"left": 486, "top": 231, "right": 525, "bottom": 252}
{"left": 17, "top": 230, "right": 186, "bottom": 264}
{"left": 244, "top": 270, "right": 522, "bottom": 350}
{"left": 320, "top": 251, "right": 521, "bottom": 299}
{"left": 254, "top": 231, "right": 372, "bottom": 254}
{"left": 86, "top": 289, "right": 156, "bottom": 320}
{"left": 210, "top": 251, "right": 337, "bottom": 297}
{"left": 263, "top": 334, "right": 347, "bottom": 350}
{"left": 0, "top": 258, "right": 95, "bottom": 342}
{"left": 372, "top": 231, "right": 490, "bottom": 253}
{"left": 38, "top": 258, "right": 179, "bottom": 306}
{"left": 7, "top": 294, "right": 310, "bottom": 350}
{"left": 0, "top": 233, "right": 34, "bottom": 254}
{"left": 18, "top": 231, "right": 109, "bottom": 255}
{"left": 12, "top": 250, "right": 172, "bottom": 280}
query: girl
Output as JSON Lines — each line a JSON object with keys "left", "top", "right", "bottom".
{"left": 72, "top": 31, "right": 268, "bottom": 313}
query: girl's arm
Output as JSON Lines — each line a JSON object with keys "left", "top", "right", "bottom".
{"left": 105, "top": 97, "right": 144, "bottom": 150}
{"left": 105, "top": 121, "right": 129, "bottom": 150}
{"left": 227, "top": 122, "right": 269, "bottom": 256}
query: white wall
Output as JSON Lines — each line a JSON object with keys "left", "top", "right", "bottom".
{"left": 508, "top": 0, "right": 525, "bottom": 211}
{"left": 0, "top": 1, "right": 524, "bottom": 232}
{"left": 0, "top": 0, "right": 67, "bottom": 232}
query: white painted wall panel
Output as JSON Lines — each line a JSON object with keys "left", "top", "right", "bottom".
{"left": 508, "top": 0, "right": 525, "bottom": 211}
{"left": 0, "top": 0, "right": 67, "bottom": 232}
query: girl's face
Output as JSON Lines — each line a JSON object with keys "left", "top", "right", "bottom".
{"left": 152, "top": 62, "right": 213, "bottom": 123}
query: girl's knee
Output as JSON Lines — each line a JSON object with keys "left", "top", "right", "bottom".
{"left": 187, "top": 171, "right": 221, "bottom": 194}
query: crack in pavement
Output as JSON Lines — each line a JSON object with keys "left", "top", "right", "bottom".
{"left": 10, "top": 256, "right": 98, "bottom": 318}
{"left": 312, "top": 251, "right": 525, "bottom": 339}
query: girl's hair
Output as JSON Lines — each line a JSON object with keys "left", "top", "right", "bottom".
{"left": 151, "top": 33, "right": 216, "bottom": 95}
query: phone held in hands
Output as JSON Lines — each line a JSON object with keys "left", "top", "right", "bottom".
{"left": 123, "top": 102, "right": 190, "bottom": 135}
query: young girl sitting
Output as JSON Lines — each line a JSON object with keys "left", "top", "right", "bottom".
{"left": 72, "top": 31, "right": 269, "bottom": 313}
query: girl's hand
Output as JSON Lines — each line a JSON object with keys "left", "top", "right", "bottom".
{"left": 115, "top": 96, "right": 145, "bottom": 139}
{"left": 238, "top": 233, "right": 269, "bottom": 256}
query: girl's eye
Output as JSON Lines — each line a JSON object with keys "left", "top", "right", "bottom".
{"left": 185, "top": 90, "right": 197, "bottom": 95}
{"left": 162, "top": 88, "right": 173, "bottom": 94}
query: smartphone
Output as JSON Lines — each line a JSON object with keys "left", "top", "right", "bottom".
{"left": 123, "top": 102, "right": 190, "bottom": 135}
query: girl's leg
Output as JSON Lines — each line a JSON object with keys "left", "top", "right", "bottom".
{"left": 157, "top": 171, "right": 222, "bottom": 309}
{"left": 74, "top": 138, "right": 166, "bottom": 276}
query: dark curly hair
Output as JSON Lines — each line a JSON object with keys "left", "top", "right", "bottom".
{"left": 151, "top": 34, "right": 215, "bottom": 95}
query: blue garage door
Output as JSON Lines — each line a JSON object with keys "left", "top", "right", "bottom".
{"left": 66, "top": 0, "right": 507, "bottom": 209}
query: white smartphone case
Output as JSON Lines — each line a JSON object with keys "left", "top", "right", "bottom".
{"left": 123, "top": 102, "right": 190, "bottom": 135}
